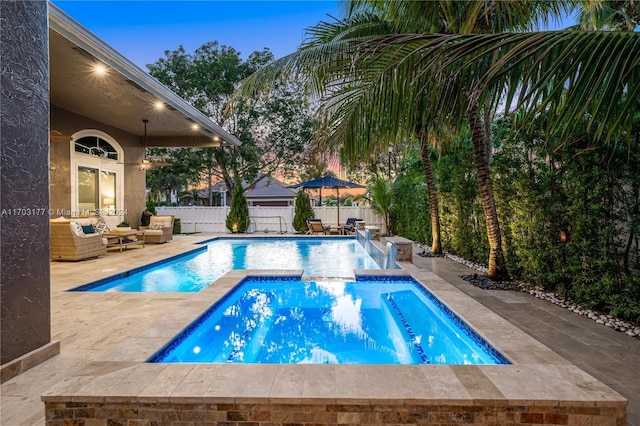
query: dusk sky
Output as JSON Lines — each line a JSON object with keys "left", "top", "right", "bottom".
{"left": 52, "top": 1, "right": 341, "bottom": 69}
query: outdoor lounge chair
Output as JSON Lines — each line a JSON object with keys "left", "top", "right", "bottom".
{"left": 343, "top": 217, "right": 362, "bottom": 235}
{"left": 307, "top": 218, "right": 329, "bottom": 235}
{"left": 140, "top": 215, "right": 174, "bottom": 243}
{"left": 50, "top": 219, "right": 107, "bottom": 261}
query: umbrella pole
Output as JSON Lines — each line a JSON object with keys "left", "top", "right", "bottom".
{"left": 337, "top": 188, "right": 340, "bottom": 225}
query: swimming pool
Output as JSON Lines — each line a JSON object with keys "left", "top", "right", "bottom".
{"left": 69, "top": 237, "right": 386, "bottom": 292}
{"left": 148, "top": 276, "right": 510, "bottom": 365}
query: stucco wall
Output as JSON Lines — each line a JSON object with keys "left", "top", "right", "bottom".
{"left": 50, "top": 105, "right": 146, "bottom": 227}
{"left": 0, "top": 1, "right": 51, "bottom": 365}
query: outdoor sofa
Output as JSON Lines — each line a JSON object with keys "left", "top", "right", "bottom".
{"left": 50, "top": 217, "right": 107, "bottom": 261}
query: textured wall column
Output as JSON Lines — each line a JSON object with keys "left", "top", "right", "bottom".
{"left": 1, "top": 1, "right": 51, "bottom": 364}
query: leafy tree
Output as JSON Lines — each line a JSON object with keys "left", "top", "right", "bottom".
{"left": 292, "top": 191, "right": 315, "bottom": 232}
{"left": 145, "top": 147, "right": 202, "bottom": 204}
{"left": 225, "top": 184, "right": 250, "bottom": 233}
{"left": 147, "top": 42, "right": 315, "bottom": 195}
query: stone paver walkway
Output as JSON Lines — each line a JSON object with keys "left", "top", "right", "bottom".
{"left": 410, "top": 251, "right": 640, "bottom": 426}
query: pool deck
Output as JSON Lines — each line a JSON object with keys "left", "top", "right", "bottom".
{"left": 1, "top": 233, "right": 638, "bottom": 425}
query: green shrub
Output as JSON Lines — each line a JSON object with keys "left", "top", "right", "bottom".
{"left": 390, "top": 153, "right": 431, "bottom": 243}
{"left": 293, "top": 191, "right": 315, "bottom": 232}
{"left": 146, "top": 199, "right": 157, "bottom": 215}
{"left": 225, "top": 184, "right": 250, "bottom": 233}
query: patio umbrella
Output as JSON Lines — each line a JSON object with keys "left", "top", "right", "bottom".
{"left": 289, "top": 175, "right": 365, "bottom": 224}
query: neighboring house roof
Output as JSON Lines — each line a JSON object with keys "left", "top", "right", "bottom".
{"left": 48, "top": 3, "right": 240, "bottom": 147}
{"left": 245, "top": 176, "right": 298, "bottom": 199}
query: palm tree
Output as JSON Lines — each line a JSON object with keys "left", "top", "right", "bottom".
{"left": 573, "top": 0, "right": 639, "bottom": 31}
{"left": 367, "top": 178, "right": 393, "bottom": 235}
{"left": 238, "top": 0, "right": 640, "bottom": 279}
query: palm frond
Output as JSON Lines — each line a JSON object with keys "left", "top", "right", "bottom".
{"left": 352, "top": 30, "right": 640, "bottom": 141}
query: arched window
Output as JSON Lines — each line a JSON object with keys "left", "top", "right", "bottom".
{"left": 70, "top": 130, "right": 124, "bottom": 215}
{"left": 74, "top": 136, "right": 119, "bottom": 160}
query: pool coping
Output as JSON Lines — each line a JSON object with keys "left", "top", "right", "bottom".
{"left": 42, "top": 266, "right": 627, "bottom": 415}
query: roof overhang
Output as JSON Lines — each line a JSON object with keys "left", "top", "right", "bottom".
{"left": 48, "top": 3, "right": 241, "bottom": 147}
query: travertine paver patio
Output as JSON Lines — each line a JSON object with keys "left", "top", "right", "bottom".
{"left": 0, "top": 233, "right": 634, "bottom": 425}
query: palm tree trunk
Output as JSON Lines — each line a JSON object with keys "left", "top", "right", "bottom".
{"left": 483, "top": 105, "right": 494, "bottom": 163}
{"left": 419, "top": 135, "right": 443, "bottom": 254}
{"left": 468, "top": 105, "right": 509, "bottom": 280}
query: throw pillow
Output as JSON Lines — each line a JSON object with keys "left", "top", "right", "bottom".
{"left": 149, "top": 222, "right": 164, "bottom": 230}
{"left": 70, "top": 222, "right": 85, "bottom": 237}
{"left": 95, "top": 219, "right": 110, "bottom": 234}
{"left": 81, "top": 224, "right": 95, "bottom": 234}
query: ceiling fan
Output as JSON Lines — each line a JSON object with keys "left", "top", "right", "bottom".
{"left": 119, "top": 119, "right": 171, "bottom": 169}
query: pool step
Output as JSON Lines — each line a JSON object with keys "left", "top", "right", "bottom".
{"left": 381, "top": 292, "right": 429, "bottom": 363}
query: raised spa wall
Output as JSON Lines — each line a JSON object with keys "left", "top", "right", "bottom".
{"left": 43, "top": 398, "right": 626, "bottom": 425}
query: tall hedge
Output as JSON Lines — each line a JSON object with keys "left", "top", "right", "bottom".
{"left": 390, "top": 153, "right": 431, "bottom": 243}
{"left": 492, "top": 118, "right": 640, "bottom": 322}
{"left": 388, "top": 119, "right": 640, "bottom": 323}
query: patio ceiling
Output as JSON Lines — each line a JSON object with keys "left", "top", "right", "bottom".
{"left": 48, "top": 3, "right": 240, "bottom": 148}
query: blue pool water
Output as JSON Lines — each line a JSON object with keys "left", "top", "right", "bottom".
{"left": 70, "top": 237, "right": 383, "bottom": 292}
{"left": 148, "top": 276, "right": 510, "bottom": 365}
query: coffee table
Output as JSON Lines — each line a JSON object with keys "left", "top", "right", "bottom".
{"left": 104, "top": 230, "right": 145, "bottom": 252}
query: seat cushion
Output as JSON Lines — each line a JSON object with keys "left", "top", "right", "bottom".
{"left": 144, "top": 230, "right": 164, "bottom": 236}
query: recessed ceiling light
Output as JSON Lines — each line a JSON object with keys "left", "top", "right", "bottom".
{"left": 191, "top": 123, "right": 199, "bottom": 130}
{"left": 154, "top": 101, "right": 165, "bottom": 110}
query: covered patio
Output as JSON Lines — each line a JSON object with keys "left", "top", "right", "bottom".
{"left": 48, "top": 3, "right": 241, "bottom": 228}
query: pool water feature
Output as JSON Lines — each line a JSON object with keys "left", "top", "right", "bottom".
{"left": 69, "top": 237, "right": 386, "bottom": 292}
{"left": 148, "top": 276, "right": 510, "bottom": 365}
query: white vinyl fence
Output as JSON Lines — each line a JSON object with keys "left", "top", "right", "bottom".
{"left": 156, "top": 205, "right": 387, "bottom": 234}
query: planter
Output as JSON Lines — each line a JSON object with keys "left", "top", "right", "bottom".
{"left": 115, "top": 226, "right": 131, "bottom": 231}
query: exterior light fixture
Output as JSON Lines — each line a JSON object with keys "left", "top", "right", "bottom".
{"left": 559, "top": 229, "right": 569, "bottom": 243}
{"left": 191, "top": 123, "right": 199, "bottom": 131}
{"left": 154, "top": 100, "right": 165, "bottom": 110}
{"left": 140, "top": 119, "right": 150, "bottom": 170}
{"left": 93, "top": 63, "right": 107, "bottom": 75}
